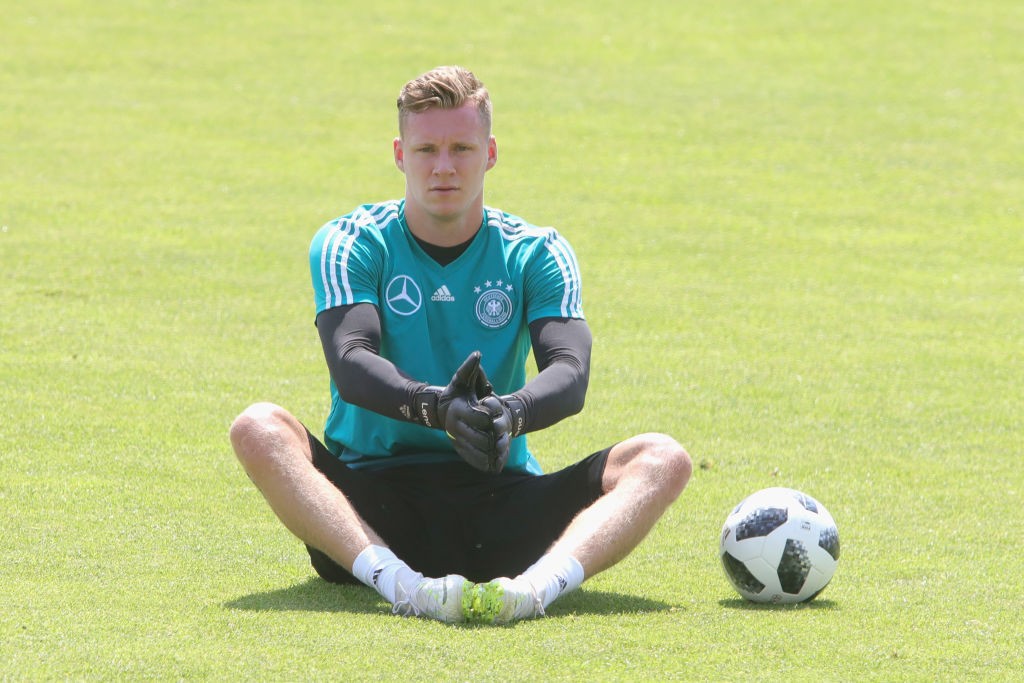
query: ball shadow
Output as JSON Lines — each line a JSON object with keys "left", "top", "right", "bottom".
{"left": 718, "top": 597, "right": 840, "bottom": 611}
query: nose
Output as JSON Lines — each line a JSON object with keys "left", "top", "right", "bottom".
{"left": 432, "top": 150, "right": 454, "bottom": 175}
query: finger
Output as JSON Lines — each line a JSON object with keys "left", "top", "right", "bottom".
{"left": 474, "top": 361, "right": 494, "bottom": 397}
{"left": 489, "top": 433, "right": 510, "bottom": 474}
{"left": 450, "top": 351, "right": 482, "bottom": 390}
{"left": 445, "top": 408, "right": 495, "bottom": 443}
{"left": 447, "top": 426, "right": 493, "bottom": 453}
{"left": 477, "top": 395, "right": 501, "bottom": 415}
{"left": 446, "top": 417, "right": 493, "bottom": 444}
{"left": 448, "top": 399, "right": 493, "bottom": 431}
{"left": 477, "top": 396, "right": 511, "bottom": 435}
{"left": 491, "top": 411, "right": 512, "bottom": 436}
{"left": 448, "top": 429, "right": 497, "bottom": 471}
{"left": 457, "top": 445, "right": 493, "bottom": 473}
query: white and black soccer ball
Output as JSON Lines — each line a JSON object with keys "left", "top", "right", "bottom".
{"left": 719, "top": 487, "right": 840, "bottom": 604}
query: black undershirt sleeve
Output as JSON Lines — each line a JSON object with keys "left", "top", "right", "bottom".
{"left": 315, "top": 303, "right": 423, "bottom": 423}
{"left": 315, "top": 304, "right": 592, "bottom": 432}
{"left": 514, "top": 316, "right": 592, "bottom": 432}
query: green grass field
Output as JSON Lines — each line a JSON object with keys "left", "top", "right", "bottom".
{"left": 2, "top": 0, "right": 1022, "bottom": 679}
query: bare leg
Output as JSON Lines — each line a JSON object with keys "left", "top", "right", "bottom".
{"left": 492, "top": 433, "right": 691, "bottom": 622}
{"left": 230, "top": 402, "right": 498, "bottom": 624}
{"left": 552, "top": 432, "right": 692, "bottom": 576}
{"left": 228, "top": 402, "right": 381, "bottom": 570}
{"left": 231, "top": 406, "right": 691, "bottom": 623}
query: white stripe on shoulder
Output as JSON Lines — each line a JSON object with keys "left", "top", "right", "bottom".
{"left": 368, "top": 200, "right": 401, "bottom": 226}
{"left": 547, "top": 235, "right": 583, "bottom": 317}
{"left": 488, "top": 210, "right": 583, "bottom": 318}
{"left": 318, "top": 205, "right": 390, "bottom": 308}
{"left": 319, "top": 218, "right": 357, "bottom": 308}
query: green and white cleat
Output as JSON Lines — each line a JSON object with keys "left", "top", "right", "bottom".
{"left": 392, "top": 575, "right": 470, "bottom": 623}
{"left": 462, "top": 578, "right": 544, "bottom": 625}
{"left": 460, "top": 580, "right": 505, "bottom": 624}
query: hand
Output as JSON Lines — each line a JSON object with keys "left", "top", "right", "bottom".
{"left": 412, "top": 353, "right": 501, "bottom": 471}
{"left": 436, "top": 351, "right": 486, "bottom": 427}
{"left": 466, "top": 360, "right": 524, "bottom": 437}
{"left": 475, "top": 395, "right": 511, "bottom": 473}
{"left": 442, "top": 357, "right": 519, "bottom": 473}
{"left": 411, "top": 353, "right": 524, "bottom": 473}
{"left": 472, "top": 392, "right": 527, "bottom": 474}
{"left": 414, "top": 352, "right": 486, "bottom": 429}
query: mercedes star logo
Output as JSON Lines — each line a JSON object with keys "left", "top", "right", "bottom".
{"left": 385, "top": 275, "right": 423, "bottom": 316}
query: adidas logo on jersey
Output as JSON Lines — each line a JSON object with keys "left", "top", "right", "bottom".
{"left": 431, "top": 285, "right": 456, "bottom": 302}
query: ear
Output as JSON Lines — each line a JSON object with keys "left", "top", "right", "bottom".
{"left": 485, "top": 136, "right": 497, "bottom": 171}
{"left": 393, "top": 137, "right": 405, "bottom": 172}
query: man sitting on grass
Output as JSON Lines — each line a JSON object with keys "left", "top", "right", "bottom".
{"left": 229, "top": 65, "right": 692, "bottom": 624}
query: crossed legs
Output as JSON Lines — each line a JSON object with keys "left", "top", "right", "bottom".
{"left": 554, "top": 431, "right": 693, "bottom": 577}
{"left": 229, "top": 402, "right": 692, "bottom": 621}
{"left": 229, "top": 402, "right": 378, "bottom": 570}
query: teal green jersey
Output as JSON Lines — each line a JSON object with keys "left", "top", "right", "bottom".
{"left": 309, "top": 200, "right": 584, "bottom": 475}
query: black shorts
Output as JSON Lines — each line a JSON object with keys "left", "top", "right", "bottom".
{"left": 305, "top": 430, "right": 610, "bottom": 584}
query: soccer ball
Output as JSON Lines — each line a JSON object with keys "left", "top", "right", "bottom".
{"left": 719, "top": 487, "right": 840, "bottom": 604}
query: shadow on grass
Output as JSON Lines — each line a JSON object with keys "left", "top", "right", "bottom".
{"left": 547, "top": 589, "right": 675, "bottom": 617}
{"left": 717, "top": 597, "right": 840, "bottom": 611}
{"left": 224, "top": 577, "right": 674, "bottom": 618}
{"left": 224, "top": 577, "right": 382, "bottom": 614}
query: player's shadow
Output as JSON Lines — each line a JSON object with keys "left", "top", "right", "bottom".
{"left": 223, "top": 577, "right": 674, "bottom": 617}
{"left": 547, "top": 589, "right": 674, "bottom": 617}
{"left": 224, "top": 577, "right": 383, "bottom": 614}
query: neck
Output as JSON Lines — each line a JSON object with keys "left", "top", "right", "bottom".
{"left": 402, "top": 200, "right": 484, "bottom": 247}
{"left": 412, "top": 231, "right": 476, "bottom": 266}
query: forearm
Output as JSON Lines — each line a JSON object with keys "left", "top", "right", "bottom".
{"left": 317, "top": 307, "right": 592, "bottom": 434}
{"left": 507, "top": 317, "right": 592, "bottom": 435}
{"left": 336, "top": 347, "right": 425, "bottom": 422}
{"left": 316, "top": 304, "right": 424, "bottom": 423}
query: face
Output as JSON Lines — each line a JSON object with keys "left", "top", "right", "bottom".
{"left": 394, "top": 102, "right": 497, "bottom": 232}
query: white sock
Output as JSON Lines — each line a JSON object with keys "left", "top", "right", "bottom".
{"left": 351, "top": 545, "right": 422, "bottom": 604}
{"left": 520, "top": 552, "right": 585, "bottom": 609}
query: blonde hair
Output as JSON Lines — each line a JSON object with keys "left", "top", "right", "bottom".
{"left": 397, "top": 66, "right": 492, "bottom": 137}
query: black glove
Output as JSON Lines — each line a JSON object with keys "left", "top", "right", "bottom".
{"left": 412, "top": 352, "right": 485, "bottom": 429}
{"left": 464, "top": 360, "right": 525, "bottom": 439}
{"left": 474, "top": 395, "right": 511, "bottom": 473}
{"left": 411, "top": 352, "right": 500, "bottom": 471}
{"left": 472, "top": 391, "right": 528, "bottom": 474}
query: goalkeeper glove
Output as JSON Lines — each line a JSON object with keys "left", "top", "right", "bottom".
{"left": 411, "top": 352, "right": 498, "bottom": 468}
{"left": 462, "top": 359, "right": 528, "bottom": 473}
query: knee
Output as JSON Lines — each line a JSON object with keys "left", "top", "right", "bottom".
{"left": 229, "top": 402, "right": 300, "bottom": 466}
{"left": 628, "top": 433, "right": 693, "bottom": 496}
